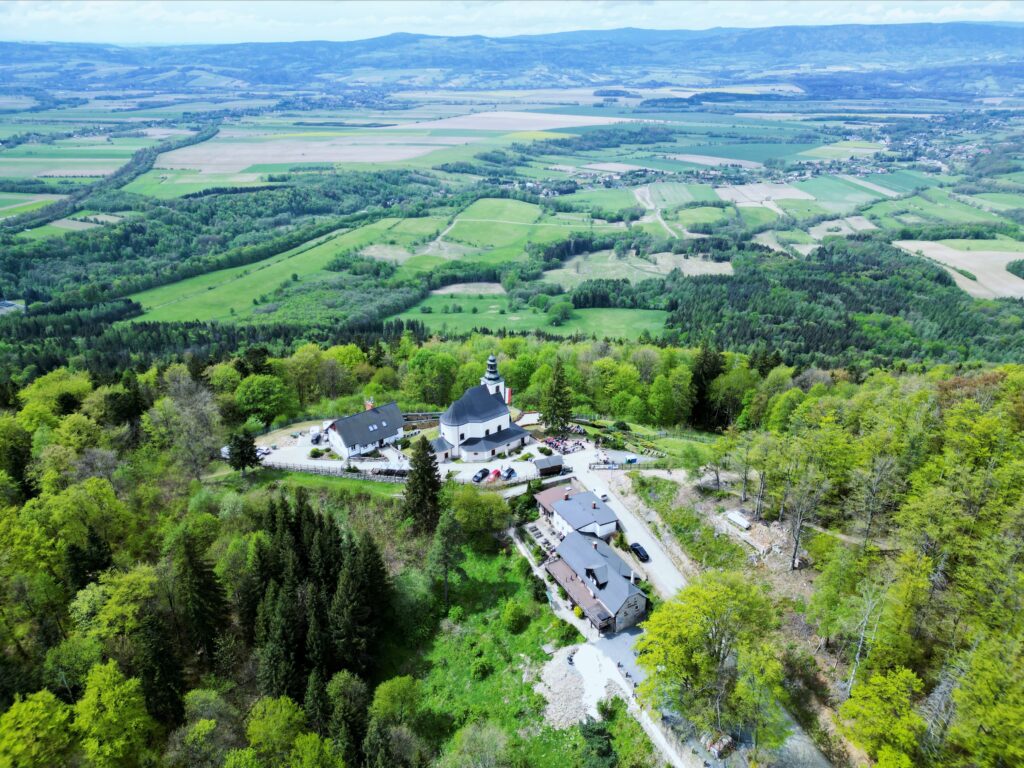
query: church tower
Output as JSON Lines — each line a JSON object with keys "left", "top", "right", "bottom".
{"left": 480, "top": 354, "right": 507, "bottom": 401}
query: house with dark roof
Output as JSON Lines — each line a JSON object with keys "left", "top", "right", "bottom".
{"left": 326, "top": 401, "right": 403, "bottom": 460}
{"left": 546, "top": 532, "right": 647, "bottom": 633}
{"left": 434, "top": 355, "right": 530, "bottom": 462}
{"left": 550, "top": 491, "right": 618, "bottom": 540}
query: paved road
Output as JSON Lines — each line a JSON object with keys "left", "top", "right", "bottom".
{"left": 563, "top": 447, "right": 687, "bottom": 599}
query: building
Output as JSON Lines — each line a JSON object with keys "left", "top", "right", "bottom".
{"left": 546, "top": 532, "right": 647, "bottom": 633}
{"left": 0, "top": 301, "right": 22, "bottom": 316}
{"left": 533, "top": 454, "right": 564, "bottom": 477}
{"left": 552, "top": 491, "right": 618, "bottom": 540}
{"left": 325, "top": 401, "right": 403, "bottom": 460}
{"left": 432, "top": 355, "right": 530, "bottom": 462}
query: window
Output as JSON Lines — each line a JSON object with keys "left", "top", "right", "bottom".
{"left": 382, "top": 421, "right": 387, "bottom": 427}
{"left": 460, "top": 433, "right": 465, "bottom": 440}
{"left": 485, "top": 428, "right": 490, "bottom": 436}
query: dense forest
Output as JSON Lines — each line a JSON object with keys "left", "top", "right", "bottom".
{"left": 0, "top": 333, "right": 1020, "bottom": 767}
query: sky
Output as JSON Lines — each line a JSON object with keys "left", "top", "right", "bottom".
{"left": 0, "top": 0, "right": 1021, "bottom": 45}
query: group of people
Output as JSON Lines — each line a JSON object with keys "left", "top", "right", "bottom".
{"left": 544, "top": 436, "right": 585, "bottom": 454}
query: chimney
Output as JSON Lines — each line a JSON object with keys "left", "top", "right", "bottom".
{"left": 592, "top": 501, "right": 597, "bottom": 509}
{"left": 592, "top": 540, "right": 598, "bottom": 550}
{"left": 564, "top": 491, "right": 570, "bottom": 501}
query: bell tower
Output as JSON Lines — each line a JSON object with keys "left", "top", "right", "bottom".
{"left": 480, "top": 354, "right": 506, "bottom": 400}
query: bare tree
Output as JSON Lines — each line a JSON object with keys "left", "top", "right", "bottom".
{"left": 165, "top": 367, "right": 222, "bottom": 482}
{"left": 789, "top": 467, "right": 830, "bottom": 570}
{"left": 842, "top": 579, "right": 884, "bottom": 698}
{"left": 850, "top": 454, "right": 898, "bottom": 547}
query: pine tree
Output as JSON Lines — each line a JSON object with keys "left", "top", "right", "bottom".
{"left": 173, "top": 533, "right": 229, "bottom": 665}
{"left": 227, "top": 429, "right": 260, "bottom": 477}
{"left": 426, "top": 507, "right": 464, "bottom": 610}
{"left": 402, "top": 436, "right": 441, "bottom": 532}
{"left": 132, "top": 611, "right": 185, "bottom": 727}
{"left": 541, "top": 357, "right": 572, "bottom": 434}
{"left": 691, "top": 336, "right": 726, "bottom": 430}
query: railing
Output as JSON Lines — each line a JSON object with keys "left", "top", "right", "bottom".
{"left": 264, "top": 461, "right": 406, "bottom": 482}
{"left": 589, "top": 462, "right": 621, "bottom": 470}
{"left": 403, "top": 412, "right": 442, "bottom": 422}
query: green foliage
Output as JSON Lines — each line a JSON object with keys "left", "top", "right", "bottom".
{"left": 839, "top": 667, "right": 925, "bottom": 762}
{"left": 0, "top": 689, "right": 76, "bottom": 768}
{"left": 73, "top": 660, "right": 156, "bottom": 768}
{"left": 246, "top": 696, "right": 307, "bottom": 764}
{"left": 236, "top": 374, "right": 294, "bottom": 426}
{"left": 403, "top": 436, "right": 441, "bottom": 531}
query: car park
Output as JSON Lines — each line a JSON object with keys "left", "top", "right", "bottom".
{"left": 488, "top": 468, "right": 501, "bottom": 482}
{"left": 630, "top": 542, "right": 650, "bottom": 562}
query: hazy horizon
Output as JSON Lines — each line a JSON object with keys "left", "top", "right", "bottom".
{"left": 1, "top": 0, "right": 1023, "bottom": 46}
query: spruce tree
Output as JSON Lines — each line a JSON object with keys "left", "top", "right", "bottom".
{"left": 542, "top": 357, "right": 572, "bottom": 434}
{"left": 426, "top": 507, "right": 464, "bottom": 610}
{"left": 174, "top": 533, "right": 229, "bottom": 665}
{"left": 227, "top": 429, "right": 260, "bottom": 476}
{"left": 692, "top": 336, "right": 726, "bottom": 430}
{"left": 132, "top": 610, "right": 185, "bottom": 727}
{"left": 303, "top": 668, "right": 330, "bottom": 736}
{"left": 402, "top": 436, "right": 441, "bottom": 531}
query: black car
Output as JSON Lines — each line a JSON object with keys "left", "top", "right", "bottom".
{"left": 630, "top": 543, "right": 650, "bottom": 563}
{"left": 472, "top": 468, "right": 490, "bottom": 483}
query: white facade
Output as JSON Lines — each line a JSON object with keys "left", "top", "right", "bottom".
{"left": 551, "top": 511, "right": 618, "bottom": 541}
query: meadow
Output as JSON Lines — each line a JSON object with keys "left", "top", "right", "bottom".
{"left": 545, "top": 249, "right": 733, "bottom": 288}
{"left": 395, "top": 293, "right": 669, "bottom": 339}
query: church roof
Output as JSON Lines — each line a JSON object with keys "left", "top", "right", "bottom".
{"left": 440, "top": 384, "right": 508, "bottom": 427}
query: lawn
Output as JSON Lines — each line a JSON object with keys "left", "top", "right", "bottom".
{"left": 395, "top": 293, "right": 668, "bottom": 339}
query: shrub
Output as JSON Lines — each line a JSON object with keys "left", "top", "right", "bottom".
{"left": 573, "top": 605, "right": 584, "bottom": 619}
{"left": 501, "top": 600, "right": 531, "bottom": 634}
{"left": 447, "top": 605, "right": 464, "bottom": 623}
{"left": 557, "top": 585, "right": 568, "bottom": 600}
{"left": 470, "top": 659, "right": 494, "bottom": 680}
{"left": 538, "top": 446, "right": 552, "bottom": 456}
{"left": 309, "top": 448, "right": 324, "bottom": 458}
{"left": 531, "top": 576, "right": 548, "bottom": 603}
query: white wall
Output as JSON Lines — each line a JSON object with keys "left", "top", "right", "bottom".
{"left": 440, "top": 413, "right": 511, "bottom": 459}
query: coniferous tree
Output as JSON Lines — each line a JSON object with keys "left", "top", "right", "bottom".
{"left": 426, "top": 507, "right": 464, "bottom": 610}
{"left": 256, "top": 586, "right": 294, "bottom": 698}
{"left": 227, "top": 429, "right": 259, "bottom": 476}
{"left": 132, "top": 611, "right": 185, "bottom": 727}
{"left": 691, "top": 336, "right": 726, "bottom": 430}
{"left": 541, "top": 356, "right": 572, "bottom": 433}
{"left": 174, "top": 533, "right": 229, "bottom": 665}
{"left": 327, "top": 670, "right": 369, "bottom": 767}
{"left": 303, "top": 668, "right": 330, "bottom": 736}
{"left": 402, "top": 436, "right": 441, "bottom": 531}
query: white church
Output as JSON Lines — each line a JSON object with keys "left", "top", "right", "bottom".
{"left": 431, "top": 355, "right": 531, "bottom": 462}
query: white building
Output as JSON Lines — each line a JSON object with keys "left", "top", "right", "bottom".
{"left": 431, "top": 355, "right": 530, "bottom": 462}
{"left": 325, "top": 401, "right": 403, "bottom": 460}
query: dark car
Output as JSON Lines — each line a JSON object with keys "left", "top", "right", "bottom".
{"left": 502, "top": 467, "right": 516, "bottom": 480}
{"left": 472, "top": 468, "right": 490, "bottom": 483}
{"left": 630, "top": 543, "right": 650, "bottom": 563}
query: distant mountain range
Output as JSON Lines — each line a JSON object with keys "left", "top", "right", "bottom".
{"left": 1, "top": 22, "right": 1022, "bottom": 94}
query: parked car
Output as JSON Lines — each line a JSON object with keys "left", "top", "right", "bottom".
{"left": 559, "top": 466, "right": 573, "bottom": 476}
{"left": 502, "top": 466, "right": 516, "bottom": 480}
{"left": 630, "top": 543, "right": 650, "bottom": 562}
{"left": 595, "top": 487, "right": 610, "bottom": 502}
{"left": 488, "top": 468, "right": 501, "bottom": 482}
{"left": 472, "top": 468, "right": 490, "bottom": 483}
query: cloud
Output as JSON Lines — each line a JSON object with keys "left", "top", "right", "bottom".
{"left": 0, "top": 0, "right": 1021, "bottom": 44}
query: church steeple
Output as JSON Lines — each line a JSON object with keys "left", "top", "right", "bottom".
{"left": 481, "top": 354, "right": 506, "bottom": 399}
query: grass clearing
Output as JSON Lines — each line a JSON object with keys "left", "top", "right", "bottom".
{"left": 793, "top": 175, "right": 885, "bottom": 212}
{"left": 675, "top": 206, "right": 732, "bottom": 228}
{"left": 562, "top": 187, "right": 638, "bottom": 209}
{"left": 648, "top": 181, "right": 718, "bottom": 207}
{"left": 545, "top": 249, "right": 732, "bottom": 288}
{"left": 395, "top": 293, "right": 668, "bottom": 339}
{"left": 867, "top": 187, "right": 1003, "bottom": 226}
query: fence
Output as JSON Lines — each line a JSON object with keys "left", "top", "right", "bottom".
{"left": 589, "top": 462, "right": 621, "bottom": 470}
{"left": 264, "top": 461, "right": 406, "bottom": 483}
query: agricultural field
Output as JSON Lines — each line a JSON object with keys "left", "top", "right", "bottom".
{"left": 122, "top": 168, "right": 280, "bottom": 198}
{"left": 895, "top": 239, "right": 1024, "bottom": 299}
{"left": 971, "top": 192, "right": 1024, "bottom": 210}
{"left": 0, "top": 134, "right": 162, "bottom": 179}
{"left": 675, "top": 205, "right": 734, "bottom": 228}
{"left": 866, "top": 187, "right": 1005, "bottom": 227}
{"left": 394, "top": 292, "right": 668, "bottom": 339}
{"left": 561, "top": 187, "right": 638, "bottom": 209}
{"left": 545, "top": 249, "right": 733, "bottom": 288}
{"left": 863, "top": 169, "right": 944, "bottom": 195}
{"left": 647, "top": 181, "right": 718, "bottom": 207}
{"left": 0, "top": 192, "right": 65, "bottom": 218}
{"left": 791, "top": 175, "right": 887, "bottom": 213}
{"left": 737, "top": 205, "right": 778, "bottom": 228}
{"left": 131, "top": 217, "right": 445, "bottom": 322}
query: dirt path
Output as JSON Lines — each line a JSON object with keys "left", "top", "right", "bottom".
{"left": 634, "top": 186, "right": 677, "bottom": 238}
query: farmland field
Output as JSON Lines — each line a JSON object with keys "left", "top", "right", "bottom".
{"left": 647, "top": 181, "right": 718, "bottom": 207}
{"left": 0, "top": 192, "right": 65, "bottom": 218}
{"left": 544, "top": 249, "right": 733, "bottom": 288}
{"left": 561, "top": 187, "right": 638, "bottom": 209}
{"left": 394, "top": 293, "right": 668, "bottom": 339}
{"left": 895, "top": 239, "right": 1024, "bottom": 299}
{"left": 866, "top": 187, "right": 1004, "bottom": 226}
{"left": 675, "top": 206, "right": 733, "bottom": 227}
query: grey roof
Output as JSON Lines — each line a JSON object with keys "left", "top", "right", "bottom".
{"left": 430, "top": 436, "right": 453, "bottom": 453}
{"left": 440, "top": 384, "right": 508, "bottom": 427}
{"left": 556, "top": 532, "right": 643, "bottom": 615}
{"left": 533, "top": 455, "right": 563, "bottom": 470}
{"left": 329, "top": 401, "right": 402, "bottom": 447}
{"left": 553, "top": 492, "right": 618, "bottom": 530}
{"left": 459, "top": 423, "right": 528, "bottom": 452}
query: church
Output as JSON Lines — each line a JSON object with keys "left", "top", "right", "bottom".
{"left": 431, "top": 355, "right": 531, "bottom": 462}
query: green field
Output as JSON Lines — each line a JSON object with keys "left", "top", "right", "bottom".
{"left": 395, "top": 293, "right": 668, "bottom": 339}
{"left": 737, "top": 205, "right": 778, "bottom": 228}
{"left": 972, "top": 192, "right": 1024, "bottom": 210}
{"left": 776, "top": 198, "right": 830, "bottom": 220}
{"left": 675, "top": 205, "right": 733, "bottom": 228}
{"left": 797, "top": 139, "right": 883, "bottom": 160}
{"left": 938, "top": 236, "right": 1024, "bottom": 252}
{"left": 863, "top": 170, "right": 942, "bottom": 195}
{"left": 561, "top": 187, "right": 638, "bottom": 209}
{"left": 14, "top": 223, "right": 70, "bottom": 241}
{"left": 131, "top": 216, "right": 446, "bottom": 322}
{"left": 0, "top": 193, "right": 64, "bottom": 219}
{"left": 122, "top": 168, "right": 281, "bottom": 198}
{"left": 648, "top": 181, "right": 718, "bottom": 207}
{"left": 866, "top": 187, "right": 1003, "bottom": 227}
{"left": 794, "top": 176, "right": 885, "bottom": 212}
